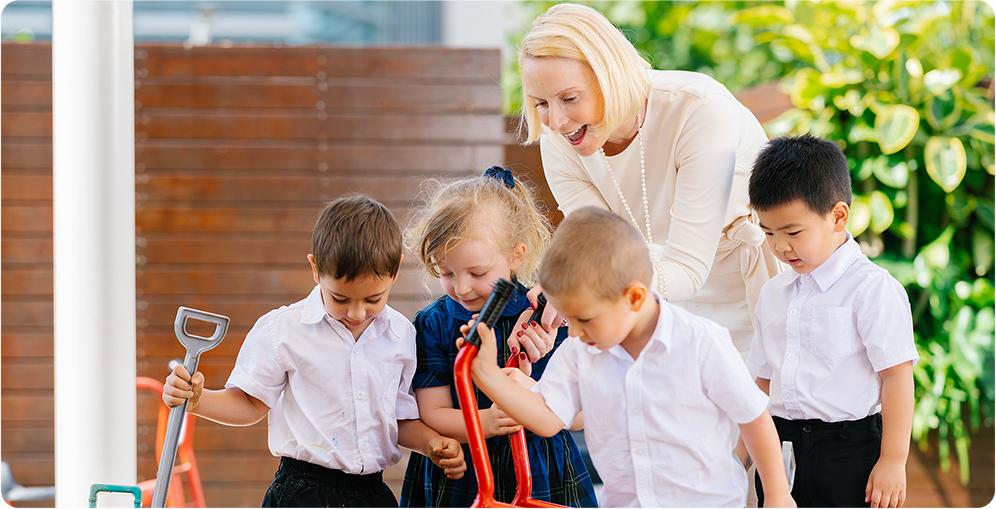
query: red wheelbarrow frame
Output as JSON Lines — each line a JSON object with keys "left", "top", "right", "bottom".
{"left": 454, "top": 330, "right": 565, "bottom": 507}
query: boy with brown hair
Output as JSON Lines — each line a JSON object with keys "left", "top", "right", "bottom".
{"left": 463, "top": 206, "right": 795, "bottom": 507}
{"left": 163, "top": 195, "right": 465, "bottom": 507}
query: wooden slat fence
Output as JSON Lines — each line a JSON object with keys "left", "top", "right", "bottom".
{"left": 2, "top": 42, "right": 503, "bottom": 507}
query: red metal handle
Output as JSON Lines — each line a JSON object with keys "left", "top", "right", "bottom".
{"left": 454, "top": 339, "right": 565, "bottom": 508}
{"left": 455, "top": 343, "right": 515, "bottom": 508}
{"left": 503, "top": 355, "right": 566, "bottom": 508}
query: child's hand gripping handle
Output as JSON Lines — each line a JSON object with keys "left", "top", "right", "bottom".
{"left": 454, "top": 279, "right": 516, "bottom": 507}
{"left": 152, "top": 307, "right": 229, "bottom": 508}
{"left": 462, "top": 279, "right": 517, "bottom": 347}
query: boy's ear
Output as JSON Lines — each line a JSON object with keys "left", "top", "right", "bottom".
{"left": 394, "top": 253, "right": 405, "bottom": 282}
{"left": 623, "top": 282, "right": 648, "bottom": 311}
{"left": 831, "top": 201, "right": 850, "bottom": 231}
{"left": 508, "top": 242, "right": 527, "bottom": 271}
{"left": 307, "top": 254, "right": 320, "bottom": 285}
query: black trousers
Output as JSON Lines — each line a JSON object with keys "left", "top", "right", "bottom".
{"left": 261, "top": 457, "right": 398, "bottom": 508}
{"left": 756, "top": 413, "right": 882, "bottom": 508}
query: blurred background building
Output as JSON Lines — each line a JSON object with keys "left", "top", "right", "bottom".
{"left": 1, "top": 1, "right": 525, "bottom": 50}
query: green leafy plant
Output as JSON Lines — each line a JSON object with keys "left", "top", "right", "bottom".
{"left": 745, "top": 0, "right": 994, "bottom": 483}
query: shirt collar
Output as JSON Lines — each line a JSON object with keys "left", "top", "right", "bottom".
{"left": 300, "top": 284, "right": 400, "bottom": 340}
{"left": 301, "top": 285, "right": 327, "bottom": 325}
{"left": 442, "top": 279, "right": 533, "bottom": 322}
{"left": 791, "top": 233, "right": 862, "bottom": 292}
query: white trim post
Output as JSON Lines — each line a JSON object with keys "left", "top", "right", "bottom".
{"left": 52, "top": 0, "right": 136, "bottom": 505}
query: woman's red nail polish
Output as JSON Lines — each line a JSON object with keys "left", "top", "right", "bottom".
{"left": 519, "top": 352, "right": 527, "bottom": 360}
{"left": 516, "top": 331, "right": 523, "bottom": 337}
{"left": 521, "top": 323, "right": 528, "bottom": 330}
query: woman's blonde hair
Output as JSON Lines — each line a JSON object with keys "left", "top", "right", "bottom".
{"left": 406, "top": 168, "right": 552, "bottom": 286}
{"left": 519, "top": 3, "right": 651, "bottom": 144}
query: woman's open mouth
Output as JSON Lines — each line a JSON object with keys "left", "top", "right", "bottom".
{"left": 564, "top": 125, "right": 587, "bottom": 145}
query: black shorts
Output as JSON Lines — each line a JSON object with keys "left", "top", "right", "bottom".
{"left": 261, "top": 457, "right": 398, "bottom": 508}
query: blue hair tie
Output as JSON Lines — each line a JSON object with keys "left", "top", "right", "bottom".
{"left": 483, "top": 166, "right": 516, "bottom": 189}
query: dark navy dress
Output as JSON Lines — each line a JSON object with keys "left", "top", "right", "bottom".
{"left": 399, "top": 282, "right": 597, "bottom": 507}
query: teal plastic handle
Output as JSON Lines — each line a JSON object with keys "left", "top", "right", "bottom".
{"left": 88, "top": 483, "right": 142, "bottom": 508}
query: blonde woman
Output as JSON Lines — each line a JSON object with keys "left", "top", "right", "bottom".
{"left": 520, "top": 3, "right": 782, "bottom": 359}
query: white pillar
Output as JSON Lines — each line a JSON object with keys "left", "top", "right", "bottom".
{"left": 52, "top": 1, "right": 136, "bottom": 506}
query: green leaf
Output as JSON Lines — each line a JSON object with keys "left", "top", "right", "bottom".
{"left": 875, "top": 105, "right": 920, "bottom": 154}
{"left": 608, "top": 2, "right": 646, "bottom": 26}
{"left": 973, "top": 227, "right": 994, "bottom": 276}
{"left": 849, "top": 196, "right": 871, "bottom": 238}
{"left": 905, "top": 57, "right": 924, "bottom": 78}
{"left": 976, "top": 202, "right": 995, "bottom": 232}
{"left": 871, "top": 158, "right": 910, "bottom": 188}
{"left": 821, "top": 68, "right": 864, "bottom": 88}
{"left": 926, "top": 90, "right": 964, "bottom": 131}
{"left": 850, "top": 25, "right": 900, "bottom": 59}
{"left": 833, "top": 89, "right": 868, "bottom": 116}
{"left": 953, "top": 113, "right": 995, "bottom": 145}
{"left": 914, "top": 226, "right": 955, "bottom": 287}
{"left": 869, "top": 191, "right": 895, "bottom": 233}
{"left": 925, "top": 137, "right": 968, "bottom": 193}
{"left": 946, "top": 193, "right": 976, "bottom": 224}
{"left": 789, "top": 68, "right": 826, "bottom": 109}
{"left": 734, "top": 6, "right": 794, "bottom": 27}
{"left": 848, "top": 122, "right": 879, "bottom": 144}
{"left": 924, "top": 69, "right": 963, "bottom": 96}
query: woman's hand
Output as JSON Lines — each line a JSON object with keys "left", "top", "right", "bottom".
{"left": 526, "top": 285, "right": 566, "bottom": 332}
{"left": 507, "top": 309, "right": 556, "bottom": 373}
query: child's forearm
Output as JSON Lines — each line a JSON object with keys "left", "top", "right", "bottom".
{"left": 569, "top": 412, "right": 584, "bottom": 431}
{"left": 191, "top": 387, "right": 269, "bottom": 426}
{"left": 397, "top": 418, "right": 440, "bottom": 452}
{"left": 740, "top": 410, "right": 791, "bottom": 499}
{"left": 420, "top": 406, "right": 486, "bottom": 443}
{"left": 756, "top": 377, "right": 771, "bottom": 395}
{"left": 473, "top": 366, "right": 564, "bottom": 437}
{"left": 879, "top": 362, "right": 914, "bottom": 463}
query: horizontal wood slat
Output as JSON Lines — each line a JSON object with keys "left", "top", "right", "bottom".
{"left": 136, "top": 112, "right": 504, "bottom": 143}
{"left": 138, "top": 174, "right": 432, "bottom": 202}
{"left": 1, "top": 143, "right": 52, "bottom": 168}
{"left": 136, "top": 143, "right": 498, "bottom": 173}
{"left": 2, "top": 142, "right": 499, "bottom": 174}
{"left": 1, "top": 80, "right": 51, "bottom": 108}
{"left": 0, "top": 44, "right": 51, "bottom": 78}
{"left": 1, "top": 332, "right": 53, "bottom": 356}
{"left": 137, "top": 46, "right": 501, "bottom": 81}
{"left": 136, "top": 81, "right": 500, "bottom": 113}
{"left": 135, "top": 207, "right": 414, "bottom": 233}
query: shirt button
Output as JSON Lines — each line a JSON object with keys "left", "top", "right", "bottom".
{"left": 357, "top": 391, "right": 366, "bottom": 400}
{"left": 789, "top": 309, "right": 798, "bottom": 316}
{"left": 786, "top": 353, "right": 795, "bottom": 361}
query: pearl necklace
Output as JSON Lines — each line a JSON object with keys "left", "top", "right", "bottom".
{"left": 598, "top": 117, "right": 667, "bottom": 298}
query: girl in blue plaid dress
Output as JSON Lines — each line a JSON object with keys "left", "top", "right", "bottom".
{"left": 400, "top": 167, "right": 597, "bottom": 508}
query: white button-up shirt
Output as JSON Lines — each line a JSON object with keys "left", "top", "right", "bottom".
{"left": 746, "top": 235, "right": 918, "bottom": 422}
{"left": 226, "top": 285, "right": 419, "bottom": 473}
{"left": 534, "top": 295, "right": 769, "bottom": 507}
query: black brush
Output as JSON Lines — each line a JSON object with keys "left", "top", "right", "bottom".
{"left": 463, "top": 278, "right": 516, "bottom": 347}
